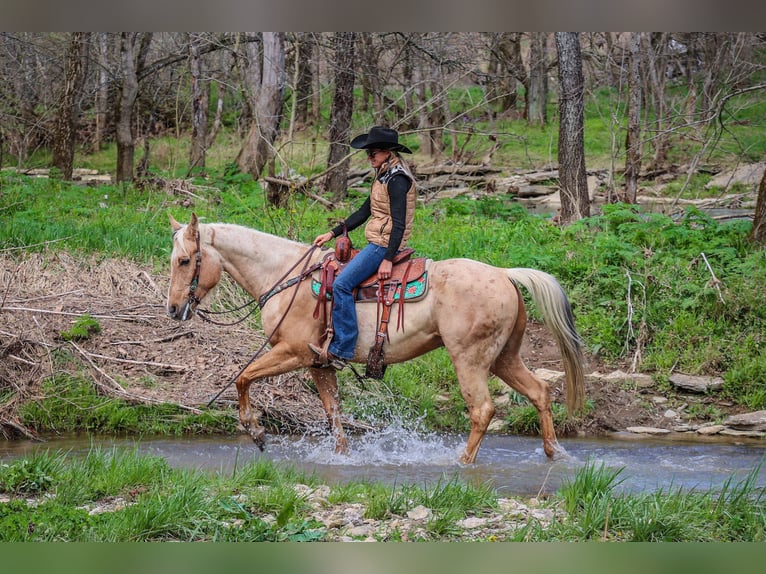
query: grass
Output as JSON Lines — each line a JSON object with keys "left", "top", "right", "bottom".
{"left": 19, "top": 374, "right": 237, "bottom": 436}
{"left": 1, "top": 448, "right": 764, "bottom": 541}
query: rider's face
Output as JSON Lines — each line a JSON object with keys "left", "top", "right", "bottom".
{"left": 366, "top": 148, "right": 391, "bottom": 168}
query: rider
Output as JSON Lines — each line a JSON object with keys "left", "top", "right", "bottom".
{"left": 310, "top": 126, "right": 417, "bottom": 368}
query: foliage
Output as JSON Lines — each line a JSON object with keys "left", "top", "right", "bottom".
{"left": 59, "top": 314, "right": 101, "bottom": 341}
{"left": 19, "top": 374, "right": 237, "bottom": 435}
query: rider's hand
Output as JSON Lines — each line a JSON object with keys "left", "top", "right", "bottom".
{"left": 378, "top": 259, "right": 393, "bottom": 280}
{"left": 313, "top": 231, "right": 334, "bottom": 247}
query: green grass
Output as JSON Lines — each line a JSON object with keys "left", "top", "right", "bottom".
{"left": 19, "top": 374, "right": 237, "bottom": 436}
{"left": 2, "top": 449, "right": 764, "bottom": 541}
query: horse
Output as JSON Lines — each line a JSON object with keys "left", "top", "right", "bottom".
{"left": 166, "top": 212, "right": 586, "bottom": 464}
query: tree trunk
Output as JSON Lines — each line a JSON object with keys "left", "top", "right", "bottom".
{"left": 294, "top": 33, "right": 314, "bottom": 126}
{"left": 646, "top": 33, "right": 670, "bottom": 172}
{"left": 623, "top": 32, "right": 643, "bottom": 204}
{"left": 236, "top": 32, "right": 286, "bottom": 186}
{"left": 188, "top": 32, "right": 209, "bottom": 174}
{"left": 94, "top": 32, "right": 109, "bottom": 153}
{"left": 115, "top": 32, "right": 152, "bottom": 183}
{"left": 555, "top": 32, "right": 590, "bottom": 223}
{"left": 323, "top": 32, "right": 356, "bottom": 202}
{"left": 52, "top": 32, "right": 89, "bottom": 180}
{"left": 750, "top": 164, "right": 766, "bottom": 245}
{"left": 526, "top": 32, "right": 549, "bottom": 126}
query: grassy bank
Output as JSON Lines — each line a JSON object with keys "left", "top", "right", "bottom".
{"left": 1, "top": 448, "right": 763, "bottom": 541}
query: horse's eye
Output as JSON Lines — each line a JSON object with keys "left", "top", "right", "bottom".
{"left": 179, "top": 257, "right": 191, "bottom": 267}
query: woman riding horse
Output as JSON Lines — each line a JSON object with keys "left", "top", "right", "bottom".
{"left": 310, "top": 126, "right": 417, "bottom": 369}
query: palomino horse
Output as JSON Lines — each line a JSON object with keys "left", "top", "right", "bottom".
{"left": 166, "top": 213, "right": 585, "bottom": 464}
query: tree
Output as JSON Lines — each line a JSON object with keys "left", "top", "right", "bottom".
{"left": 623, "top": 32, "right": 643, "bottom": 203}
{"left": 188, "top": 32, "right": 209, "bottom": 174}
{"left": 751, "top": 165, "right": 766, "bottom": 245}
{"left": 555, "top": 32, "right": 590, "bottom": 223}
{"left": 323, "top": 32, "right": 356, "bottom": 202}
{"left": 526, "top": 32, "right": 549, "bottom": 126}
{"left": 52, "top": 32, "right": 89, "bottom": 180}
{"left": 236, "top": 32, "right": 286, "bottom": 184}
{"left": 115, "top": 32, "right": 152, "bottom": 183}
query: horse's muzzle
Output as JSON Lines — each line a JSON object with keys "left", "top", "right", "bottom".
{"left": 166, "top": 301, "right": 194, "bottom": 321}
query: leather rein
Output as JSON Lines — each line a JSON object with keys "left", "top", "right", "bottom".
{"left": 179, "top": 231, "right": 321, "bottom": 407}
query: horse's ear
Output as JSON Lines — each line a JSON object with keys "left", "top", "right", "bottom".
{"left": 184, "top": 212, "right": 199, "bottom": 240}
{"left": 169, "top": 213, "right": 183, "bottom": 232}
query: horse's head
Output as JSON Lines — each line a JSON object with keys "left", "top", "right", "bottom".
{"left": 166, "top": 212, "right": 222, "bottom": 321}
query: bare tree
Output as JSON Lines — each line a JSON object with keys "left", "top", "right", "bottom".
{"left": 750, "top": 162, "right": 766, "bottom": 245}
{"left": 293, "top": 33, "right": 315, "bottom": 126}
{"left": 188, "top": 32, "right": 209, "bottom": 174}
{"left": 115, "top": 32, "right": 152, "bottom": 183}
{"left": 526, "top": 32, "right": 549, "bottom": 126}
{"left": 52, "top": 32, "right": 89, "bottom": 180}
{"left": 555, "top": 32, "right": 590, "bottom": 223}
{"left": 323, "top": 32, "right": 356, "bottom": 202}
{"left": 236, "top": 32, "right": 286, "bottom": 183}
{"left": 623, "top": 32, "right": 642, "bottom": 203}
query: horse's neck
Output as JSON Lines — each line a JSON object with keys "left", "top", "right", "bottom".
{"left": 203, "top": 223, "right": 308, "bottom": 298}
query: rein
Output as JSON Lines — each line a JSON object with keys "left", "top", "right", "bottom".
{"left": 202, "top": 244, "right": 321, "bottom": 408}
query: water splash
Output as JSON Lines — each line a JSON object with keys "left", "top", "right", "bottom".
{"left": 270, "top": 413, "right": 464, "bottom": 467}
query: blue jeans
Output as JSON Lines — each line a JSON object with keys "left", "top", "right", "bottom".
{"left": 329, "top": 243, "right": 388, "bottom": 359}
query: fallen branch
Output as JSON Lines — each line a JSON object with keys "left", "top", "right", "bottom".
{"left": 70, "top": 346, "right": 188, "bottom": 372}
{"left": 700, "top": 252, "right": 725, "bottom": 304}
{"left": 109, "top": 330, "right": 194, "bottom": 346}
{"left": 0, "top": 306, "right": 156, "bottom": 321}
{"left": 68, "top": 341, "right": 201, "bottom": 414}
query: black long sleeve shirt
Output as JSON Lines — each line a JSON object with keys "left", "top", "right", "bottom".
{"left": 332, "top": 173, "right": 410, "bottom": 261}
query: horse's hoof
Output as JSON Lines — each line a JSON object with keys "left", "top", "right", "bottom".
{"left": 250, "top": 425, "right": 266, "bottom": 451}
{"left": 545, "top": 441, "right": 570, "bottom": 461}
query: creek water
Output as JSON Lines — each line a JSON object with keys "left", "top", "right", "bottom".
{"left": 2, "top": 425, "right": 765, "bottom": 497}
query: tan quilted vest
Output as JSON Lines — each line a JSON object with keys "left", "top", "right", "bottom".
{"left": 364, "top": 157, "right": 416, "bottom": 249}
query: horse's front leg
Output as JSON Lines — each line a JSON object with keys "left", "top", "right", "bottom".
{"left": 234, "top": 344, "right": 307, "bottom": 449}
{"left": 309, "top": 367, "right": 348, "bottom": 455}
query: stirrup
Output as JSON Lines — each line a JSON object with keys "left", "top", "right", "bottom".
{"left": 308, "top": 343, "right": 348, "bottom": 370}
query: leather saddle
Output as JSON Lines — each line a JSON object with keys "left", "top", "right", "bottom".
{"left": 311, "top": 247, "right": 429, "bottom": 305}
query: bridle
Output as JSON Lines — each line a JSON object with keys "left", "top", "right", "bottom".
{"left": 181, "top": 228, "right": 203, "bottom": 321}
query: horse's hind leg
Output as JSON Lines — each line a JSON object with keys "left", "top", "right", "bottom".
{"left": 451, "top": 357, "right": 495, "bottom": 464}
{"left": 309, "top": 367, "right": 349, "bottom": 455}
{"left": 493, "top": 357, "right": 560, "bottom": 458}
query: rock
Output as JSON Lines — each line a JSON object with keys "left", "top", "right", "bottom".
{"left": 533, "top": 368, "right": 564, "bottom": 382}
{"left": 719, "top": 429, "right": 766, "bottom": 438}
{"left": 724, "top": 410, "right": 766, "bottom": 431}
{"left": 705, "top": 162, "right": 765, "bottom": 190}
{"left": 600, "top": 370, "right": 654, "bottom": 388}
{"left": 696, "top": 424, "right": 725, "bottom": 435}
{"left": 493, "top": 394, "right": 511, "bottom": 406}
{"left": 669, "top": 373, "right": 723, "bottom": 393}
{"left": 663, "top": 409, "right": 679, "bottom": 419}
{"left": 487, "top": 419, "right": 507, "bottom": 432}
{"left": 626, "top": 426, "right": 671, "bottom": 435}
{"left": 347, "top": 524, "right": 375, "bottom": 537}
{"left": 651, "top": 396, "right": 668, "bottom": 404}
{"left": 406, "top": 505, "right": 432, "bottom": 521}
{"left": 457, "top": 517, "right": 488, "bottom": 529}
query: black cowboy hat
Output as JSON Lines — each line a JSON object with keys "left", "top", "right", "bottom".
{"left": 350, "top": 126, "right": 412, "bottom": 154}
